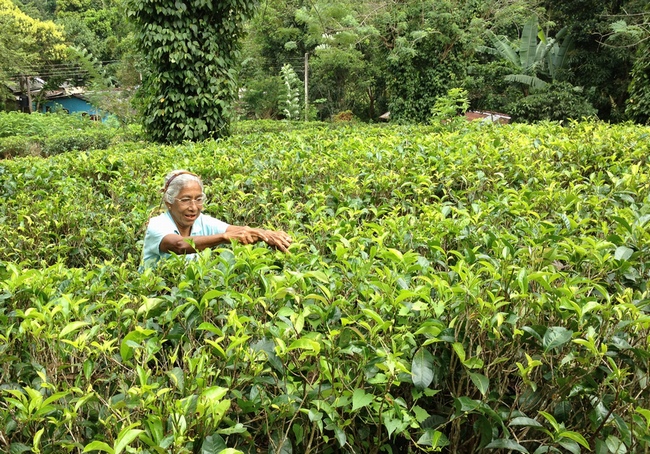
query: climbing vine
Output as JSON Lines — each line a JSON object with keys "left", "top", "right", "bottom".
{"left": 127, "top": 0, "right": 258, "bottom": 143}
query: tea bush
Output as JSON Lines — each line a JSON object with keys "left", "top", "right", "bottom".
{"left": 0, "top": 120, "right": 649, "bottom": 453}
{"left": 0, "top": 111, "right": 117, "bottom": 138}
{"left": 0, "top": 112, "right": 143, "bottom": 158}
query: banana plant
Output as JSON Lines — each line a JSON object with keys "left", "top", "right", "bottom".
{"left": 481, "top": 15, "right": 575, "bottom": 93}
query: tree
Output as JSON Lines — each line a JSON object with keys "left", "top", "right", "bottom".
{"left": 603, "top": 9, "right": 650, "bottom": 123}
{"left": 309, "top": 46, "right": 374, "bottom": 120}
{"left": 239, "top": 0, "right": 387, "bottom": 121}
{"left": 542, "top": 0, "right": 641, "bottom": 121}
{"left": 127, "top": 0, "right": 258, "bottom": 143}
{"left": 626, "top": 43, "right": 650, "bottom": 123}
{"left": 0, "top": 0, "right": 66, "bottom": 110}
{"left": 378, "top": 0, "right": 487, "bottom": 123}
{"left": 481, "top": 15, "right": 575, "bottom": 94}
{"left": 56, "top": 6, "right": 128, "bottom": 63}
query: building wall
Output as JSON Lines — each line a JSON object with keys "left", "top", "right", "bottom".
{"left": 40, "top": 96, "right": 102, "bottom": 119}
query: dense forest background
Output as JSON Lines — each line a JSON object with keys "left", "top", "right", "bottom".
{"left": 1, "top": 0, "right": 649, "bottom": 125}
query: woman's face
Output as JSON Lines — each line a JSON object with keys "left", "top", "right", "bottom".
{"left": 166, "top": 181, "right": 203, "bottom": 232}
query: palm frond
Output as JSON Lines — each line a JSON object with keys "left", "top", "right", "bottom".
{"left": 505, "top": 74, "right": 548, "bottom": 89}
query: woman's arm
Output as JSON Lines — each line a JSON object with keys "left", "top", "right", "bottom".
{"left": 160, "top": 225, "right": 292, "bottom": 254}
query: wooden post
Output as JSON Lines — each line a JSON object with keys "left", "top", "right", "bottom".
{"left": 20, "top": 75, "right": 33, "bottom": 113}
{"left": 26, "top": 76, "right": 33, "bottom": 113}
{"left": 304, "top": 52, "right": 309, "bottom": 121}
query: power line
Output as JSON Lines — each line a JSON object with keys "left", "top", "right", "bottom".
{"left": 10, "top": 60, "right": 121, "bottom": 77}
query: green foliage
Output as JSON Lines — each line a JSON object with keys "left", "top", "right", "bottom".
{"left": 309, "top": 45, "right": 380, "bottom": 121}
{"left": 542, "top": 0, "right": 642, "bottom": 122}
{"left": 56, "top": 4, "right": 130, "bottom": 63}
{"left": 626, "top": 43, "right": 650, "bottom": 124}
{"left": 0, "top": 0, "right": 67, "bottom": 88}
{"left": 481, "top": 15, "right": 575, "bottom": 93}
{"left": 464, "top": 60, "right": 521, "bottom": 113}
{"left": 1, "top": 120, "right": 650, "bottom": 453}
{"left": 0, "top": 112, "right": 139, "bottom": 158}
{"left": 507, "top": 82, "right": 598, "bottom": 122}
{"left": 431, "top": 87, "right": 470, "bottom": 123}
{"left": 239, "top": 0, "right": 385, "bottom": 121}
{"left": 0, "top": 111, "right": 99, "bottom": 137}
{"left": 279, "top": 63, "right": 301, "bottom": 120}
{"left": 4, "top": 0, "right": 647, "bottom": 127}
{"left": 126, "top": 0, "right": 259, "bottom": 143}
{"left": 238, "top": 75, "right": 283, "bottom": 120}
{"left": 606, "top": 16, "right": 650, "bottom": 123}
{"left": 384, "top": 0, "right": 479, "bottom": 123}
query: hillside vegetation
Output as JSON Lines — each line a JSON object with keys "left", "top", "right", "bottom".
{"left": 1, "top": 118, "right": 649, "bottom": 453}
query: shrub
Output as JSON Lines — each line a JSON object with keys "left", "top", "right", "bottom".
{"left": 0, "top": 112, "right": 134, "bottom": 158}
{"left": 280, "top": 63, "right": 302, "bottom": 120}
{"left": 332, "top": 110, "right": 354, "bottom": 122}
{"left": 41, "top": 129, "right": 115, "bottom": 155}
{"left": 238, "top": 76, "right": 284, "bottom": 120}
{"left": 0, "top": 136, "right": 42, "bottom": 159}
{"left": 508, "top": 82, "right": 598, "bottom": 123}
{"left": 0, "top": 111, "right": 99, "bottom": 138}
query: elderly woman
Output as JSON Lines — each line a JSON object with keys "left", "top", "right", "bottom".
{"left": 142, "top": 170, "right": 292, "bottom": 268}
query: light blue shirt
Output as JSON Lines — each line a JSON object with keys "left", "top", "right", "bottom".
{"left": 141, "top": 211, "right": 229, "bottom": 268}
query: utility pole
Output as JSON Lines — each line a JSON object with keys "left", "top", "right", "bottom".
{"left": 26, "top": 76, "right": 32, "bottom": 113}
{"left": 304, "top": 52, "right": 309, "bottom": 121}
{"left": 19, "top": 75, "right": 33, "bottom": 113}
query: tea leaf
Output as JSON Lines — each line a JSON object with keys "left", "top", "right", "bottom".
{"left": 542, "top": 327, "right": 573, "bottom": 353}
{"left": 509, "top": 417, "right": 544, "bottom": 428}
{"left": 452, "top": 342, "right": 466, "bottom": 363}
{"left": 538, "top": 411, "right": 561, "bottom": 433}
{"left": 557, "top": 430, "right": 590, "bottom": 450}
{"left": 417, "top": 429, "right": 448, "bottom": 447}
{"left": 202, "top": 387, "right": 229, "bottom": 403}
{"left": 115, "top": 427, "right": 144, "bottom": 454}
{"left": 605, "top": 435, "right": 626, "bottom": 454}
{"left": 614, "top": 246, "right": 634, "bottom": 261}
{"left": 200, "top": 434, "right": 227, "bottom": 454}
{"left": 485, "top": 439, "right": 529, "bottom": 453}
{"left": 352, "top": 388, "right": 374, "bottom": 411}
{"left": 636, "top": 407, "right": 650, "bottom": 429}
{"left": 287, "top": 338, "right": 320, "bottom": 355}
{"left": 333, "top": 425, "right": 346, "bottom": 448}
{"left": 120, "top": 328, "right": 156, "bottom": 361}
{"left": 412, "top": 347, "right": 434, "bottom": 390}
{"left": 557, "top": 439, "right": 581, "bottom": 454}
{"left": 455, "top": 396, "right": 481, "bottom": 413}
{"left": 83, "top": 441, "right": 114, "bottom": 454}
{"left": 468, "top": 372, "right": 489, "bottom": 397}
{"left": 167, "top": 367, "right": 185, "bottom": 393}
{"left": 137, "top": 297, "right": 164, "bottom": 316}
{"left": 58, "top": 321, "right": 90, "bottom": 339}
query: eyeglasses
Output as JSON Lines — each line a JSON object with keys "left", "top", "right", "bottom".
{"left": 174, "top": 195, "right": 207, "bottom": 206}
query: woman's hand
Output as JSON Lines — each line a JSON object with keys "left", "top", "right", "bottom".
{"left": 261, "top": 229, "right": 292, "bottom": 252}
{"left": 225, "top": 226, "right": 292, "bottom": 252}
{"left": 224, "top": 226, "right": 259, "bottom": 245}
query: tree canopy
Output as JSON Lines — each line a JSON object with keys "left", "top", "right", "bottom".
{"left": 0, "top": 0, "right": 66, "bottom": 83}
{"left": 1, "top": 0, "right": 649, "bottom": 127}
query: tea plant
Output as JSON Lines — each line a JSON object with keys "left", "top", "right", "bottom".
{"left": 1, "top": 120, "right": 649, "bottom": 453}
{"left": 0, "top": 111, "right": 142, "bottom": 158}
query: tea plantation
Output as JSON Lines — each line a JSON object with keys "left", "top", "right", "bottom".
{"left": 1, "top": 115, "right": 649, "bottom": 453}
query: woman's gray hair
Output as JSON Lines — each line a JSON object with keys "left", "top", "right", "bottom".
{"left": 162, "top": 170, "right": 203, "bottom": 204}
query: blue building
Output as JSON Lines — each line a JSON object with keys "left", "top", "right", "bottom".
{"left": 40, "top": 87, "right": 104, "bottom": 121}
